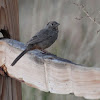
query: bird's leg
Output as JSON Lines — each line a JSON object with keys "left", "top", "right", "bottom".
{"left": 41, "top": 49, "right": 56, "bottom": 60}
{"left": 41, "top": 49, "right": 55, "bottom": 55}
{"left": 41, "top": 49, "right": 48, "bottom": 53}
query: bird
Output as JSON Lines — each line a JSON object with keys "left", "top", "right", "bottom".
{"left": 11, "top": 21, "right": 60, "bottom": 66}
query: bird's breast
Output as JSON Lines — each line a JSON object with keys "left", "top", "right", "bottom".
{"left": 38, "top": 31, "right": 58, "bottom": 49}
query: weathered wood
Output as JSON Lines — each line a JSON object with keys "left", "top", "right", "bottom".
{"left": 0, "top": 0, "right": 21, "bottom": 100}
{"left": 0, "top": 0, "right": 19, "bottom": 40}
{"left": 0, "top": 75, "right": 21, "bottom": 100}
{"left": 0, "top": 39, "right": 100, "bottom": 99}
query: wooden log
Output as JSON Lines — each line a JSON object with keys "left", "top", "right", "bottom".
{"left": 0, "top": 39, "right": 100, "bottom": 99}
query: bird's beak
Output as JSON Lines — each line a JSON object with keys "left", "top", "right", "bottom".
{"left": 56, "top": 23, "right": 60, "bottom": 27}
{"left": 57, "top": 23, "right": 60, "bottom": 26}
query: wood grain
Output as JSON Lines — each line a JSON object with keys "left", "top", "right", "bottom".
{"left": 0, "top": 0, "right": 21, "bottom": 100}
{"left": 0, "top": 39, "right": 100, "bottom": 99}
{"left": 0, "top": 0, "right": 19, "bottom": 40}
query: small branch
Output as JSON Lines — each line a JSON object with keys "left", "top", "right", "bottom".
{"left": 73, "top": 3, "right": 100, "bottom": 28}
{"left": 75, "top": 16, "right": 83, "bottom": 20}
{"left": 73, "top": 2, "right": 100, "bottom": 63}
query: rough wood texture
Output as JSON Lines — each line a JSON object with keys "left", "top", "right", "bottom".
{"left": 0, "top": 39, "right": 100, "bottom": 99}
{"left": 0, "top": 0, "right": 19, "bottom": 40}
{"left": 0, "top": 0, "right": 21, "bottom": 100}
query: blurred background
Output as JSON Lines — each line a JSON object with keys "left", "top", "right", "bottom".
{"left": 18, "top": 0, "right": 100, "bottom": 100}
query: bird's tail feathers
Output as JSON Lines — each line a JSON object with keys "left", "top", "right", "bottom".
{"left": 11, "top": 49, "right": 28, "bottom": 66}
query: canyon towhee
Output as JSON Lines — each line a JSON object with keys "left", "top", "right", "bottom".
{"left": 11, "top": 21, "right": 60, "bottom": 66}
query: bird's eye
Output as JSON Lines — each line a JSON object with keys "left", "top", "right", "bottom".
{"left": 52, "top": 23, "right": 54, "bottom": 26}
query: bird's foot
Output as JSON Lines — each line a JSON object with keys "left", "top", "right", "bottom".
{"left": 41, "top": 50, "right": 52, "bottom": 55}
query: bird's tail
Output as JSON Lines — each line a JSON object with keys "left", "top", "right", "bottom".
{"left": 11, "top": 49, "right": 28, "bottom": 66}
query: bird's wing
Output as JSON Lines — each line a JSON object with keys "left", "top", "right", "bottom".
{"left": 26, "top": 29, "right": 52, "bottom": 45}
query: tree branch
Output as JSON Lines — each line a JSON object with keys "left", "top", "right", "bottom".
{"left": 0, "top": 39, "right": 100, "bottom": 99}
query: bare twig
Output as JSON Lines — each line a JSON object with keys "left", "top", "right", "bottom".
{"left": 97, "top": 29, "right": 100, "bottom": 33}
{"left": 75, "top": 16, "right": 83, "bottom": 20}
{"left": 73, "top": 3, "right": 100, "bottom": 28}
{"left": 73, "top": 3, "right": 100, "bottom": 64}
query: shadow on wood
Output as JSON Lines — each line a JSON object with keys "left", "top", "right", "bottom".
{"left": 0, "top": 39, "right": 100, "bottom": 99}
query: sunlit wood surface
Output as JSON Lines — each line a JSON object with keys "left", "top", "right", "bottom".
{"left": 0, "top": 39, "right": 100, "bottom": 99}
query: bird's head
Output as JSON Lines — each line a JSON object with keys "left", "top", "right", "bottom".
{"left": 46, "top": 21, "right": 60, "bottom": 30}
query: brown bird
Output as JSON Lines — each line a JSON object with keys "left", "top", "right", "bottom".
{"left": 11, "top": 21, "right": 60, "bottom": 66}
